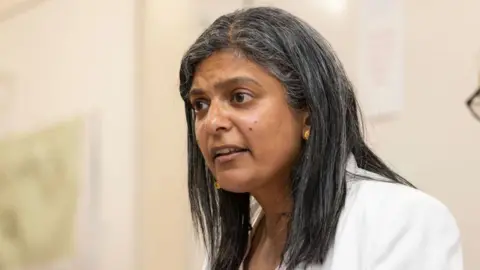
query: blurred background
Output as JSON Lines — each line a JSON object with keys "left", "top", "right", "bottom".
{"left": 0, "top": 0, "right": 479, "bottom": 269}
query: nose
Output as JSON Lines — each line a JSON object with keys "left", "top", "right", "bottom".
{"left": 204, "top": 100, "right": 232, "bottom": 134}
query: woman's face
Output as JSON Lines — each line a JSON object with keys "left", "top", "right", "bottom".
{"left": 189, "top": 51, "right": 308, "bottom": 193}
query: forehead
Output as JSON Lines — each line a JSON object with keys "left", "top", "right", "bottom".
{"left": 192, "top": 51, "right": 268, "bottom": 87}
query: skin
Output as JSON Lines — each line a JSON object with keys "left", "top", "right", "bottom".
{"left": 189, "top": 51, "right": 310, "bottom": 269}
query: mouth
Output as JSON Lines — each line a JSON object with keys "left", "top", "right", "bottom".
{"left": 211, "top": 145, "right": 250, "bottom": 162}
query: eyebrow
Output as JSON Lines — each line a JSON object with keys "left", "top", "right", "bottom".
{"left": 188, "top": 76, "right": 261, "bottom": 99}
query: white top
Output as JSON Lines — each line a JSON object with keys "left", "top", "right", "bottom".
{"left": 202, "top": 158, "right": 463, "bottom": 269}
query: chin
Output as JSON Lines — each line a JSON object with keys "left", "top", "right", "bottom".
{"left": 214, "top": 170, "right": 258, "bottom": 193}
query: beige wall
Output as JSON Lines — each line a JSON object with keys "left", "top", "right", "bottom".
{"left": 138, "top": 1, "right": 198, "bottom": 269}
{"left": 369, "top": 1, "right": 480, "bottom": 269}
{"left": 0, "top": 0, "right": 138, "bottom": 269}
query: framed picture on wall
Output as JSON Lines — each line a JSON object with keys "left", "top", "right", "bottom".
{"left": 0, "top": 115, "right": 101, "bottom": 270}
{"left": 357, "top": 0, "right": 405, "bottom": 118}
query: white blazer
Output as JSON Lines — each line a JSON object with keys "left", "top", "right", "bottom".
{"left": 202, "top": 157, "right": 463, "bottom": 269}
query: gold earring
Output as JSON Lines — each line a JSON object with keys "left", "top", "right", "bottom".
{"left": 303, "top": 129, "right": 310, "bottom": 140}
{"left": 214, "top": 181, "right": 221, "bottom": 189}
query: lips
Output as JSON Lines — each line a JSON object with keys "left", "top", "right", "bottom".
{"left": 210, "top": 145, "right": 249, "bottom": 161}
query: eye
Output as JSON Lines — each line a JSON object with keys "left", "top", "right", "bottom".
{"left": 191, "top": 99, "right": 209, "bottom": 112}
{"left": 231, "top": 92, "right": 253, "bottom": 104}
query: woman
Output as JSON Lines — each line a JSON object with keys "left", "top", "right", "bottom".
{"left": 179, "top": 7, "right": 462, "bottom": 270}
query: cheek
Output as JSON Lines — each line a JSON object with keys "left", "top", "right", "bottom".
{"left": 262, "top": 120, "right": 302, "bottom": 168}
{"left": 194, "top": 121, "right": 209, "bottom": 156}
{"left": 233, "top": 110, "right": 259, "bottom": 132}
{"left": 246, "top": 113, "right": 302, "bottom": 158}
{"left": 248, "top": 120, "right": 257, "bottom": 131}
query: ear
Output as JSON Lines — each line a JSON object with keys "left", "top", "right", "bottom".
{"left": 301, "top": 111, "right": 311, "bottom": 140}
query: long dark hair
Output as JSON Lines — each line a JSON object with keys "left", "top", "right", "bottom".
{"left": 179, "top": 7, "right": 413, "bottom": 270}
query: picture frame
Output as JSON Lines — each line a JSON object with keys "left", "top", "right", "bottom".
{"left": 0, "top": 115, "right": 101, "bottom": 270}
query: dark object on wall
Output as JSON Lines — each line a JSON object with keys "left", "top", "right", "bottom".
{"left": 466, "top": 87, "right": 480, "bottom": 121}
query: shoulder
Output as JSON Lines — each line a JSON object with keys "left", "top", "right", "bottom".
{"left": 343, "top": 172, "right": 463, "bottom": 269}
{"left": 350, "top": 177, "right": 457, "bottom": 227}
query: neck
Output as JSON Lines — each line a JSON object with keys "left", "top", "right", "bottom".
{"left": 250, "top": 181, "right": 292, "bottom": 255}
